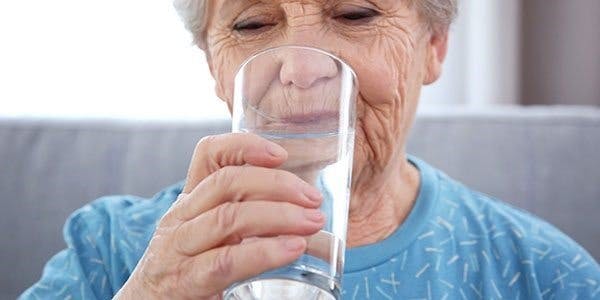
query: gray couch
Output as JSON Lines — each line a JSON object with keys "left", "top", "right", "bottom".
{"left": 1, "top": 106, "right": 599, "bottom": 299}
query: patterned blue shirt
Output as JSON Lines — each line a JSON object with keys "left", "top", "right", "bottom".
{"left": 21, "top": 156, "right": 600, "bottom": 299}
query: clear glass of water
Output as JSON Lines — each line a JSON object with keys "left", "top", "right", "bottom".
{"left": 224, "top": 45, "right": 358, "bottom": 300}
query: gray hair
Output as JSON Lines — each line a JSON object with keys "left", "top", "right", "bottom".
{"left": 413, "top": 0, "right": 458, "bottom": 34}
{"left": 173, "top": 0, "right": 458, "bottom": 48}
{"left": 173, "top": 0, "right": 208, "bottom": 48}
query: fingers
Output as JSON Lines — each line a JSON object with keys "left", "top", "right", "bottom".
{"left": 175, "top": 201, "right": 325, "bottom": 256}
{"left": 191, "top": 236, "right": 307, "bottom": 296}
{"left": 175, "top": 166, "right": 322, "bottom": 221}
{"left": 183, "top": 133, "right": 288, "bottom": 193}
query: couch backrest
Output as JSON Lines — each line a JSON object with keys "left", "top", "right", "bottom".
{"left": 1, "top": 106, "right": 599, "bottom": 299}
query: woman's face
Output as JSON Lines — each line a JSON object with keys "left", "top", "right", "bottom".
{"left": 204, "top": 0, "right": 447, "bottom": 180}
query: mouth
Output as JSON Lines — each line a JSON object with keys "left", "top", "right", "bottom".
{"left": 281, "top": 111, "right": 339, "bottom": 124}
{"left": 256, "top": 111, "right": 340, "bottom": 135}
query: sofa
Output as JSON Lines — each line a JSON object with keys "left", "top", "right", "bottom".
{"left": 1, "top": 106, "right": 599, "bottom": 299}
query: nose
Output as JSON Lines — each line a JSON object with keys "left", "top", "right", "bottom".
{"left": 279, "top": 48, "right": 338, "bottom": 89}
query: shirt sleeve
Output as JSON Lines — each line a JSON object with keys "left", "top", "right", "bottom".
{"left": 19, "top": 204, "right": 116, "bottom": 300}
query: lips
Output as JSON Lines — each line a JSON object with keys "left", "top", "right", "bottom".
{"left": 260, "top": 110, "right": 338, "bottom": 133}
{"left": 282, "top": 111, "right": 339, "bottom": 124}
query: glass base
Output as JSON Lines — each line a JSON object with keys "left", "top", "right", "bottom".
{"left": 224, "top": 230, "right": 344, "bottom": 300}
{"left": 224, "top": 278, "right": 337, "bottom": 300}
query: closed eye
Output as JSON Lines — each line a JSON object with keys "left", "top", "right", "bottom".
{"left": 334, "top": 8, "right": 380, "bottom": 24}
{"left": 233, "top": 20, "right": 275, "bottom": 33}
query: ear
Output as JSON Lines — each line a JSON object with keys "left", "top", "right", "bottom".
{"left": 422, "top": 29, "right": 449, "bottom": 85}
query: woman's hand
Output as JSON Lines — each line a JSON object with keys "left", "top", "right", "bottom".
{"left": 114, "top": 133, "right": 324, "bottom": 300}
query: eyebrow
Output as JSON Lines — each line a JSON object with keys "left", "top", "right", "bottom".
{"left": 219, "top": 0, "right": 257, "bottom": 20}
{"left": 222, "top": 0, "right": 258, "bottom": 11}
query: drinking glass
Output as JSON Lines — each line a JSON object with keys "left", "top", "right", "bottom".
{"left": 224, "top": 45, "right": 358, "bottom": 300}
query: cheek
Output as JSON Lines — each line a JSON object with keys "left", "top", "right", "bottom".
{"left": 344, "top": 28, "right": 418, "bottom": 107}
{"left": 210, "top": 54, "right": 237, "bottom": 106}
{"left": 243, "top": 56, "right": 281, "bottom": 108}
{"left": 209, "top": 36, "right": 258, "bottom": 106}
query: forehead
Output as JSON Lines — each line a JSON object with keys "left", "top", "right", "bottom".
{"left": 217, "top": 0, "right": 397, "bottom": 10}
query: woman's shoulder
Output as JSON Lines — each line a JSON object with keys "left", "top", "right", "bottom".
{"left": 62, "top": 181, "right": 183, "bottom": 271}
{"left": 69, "top": 181, "right": 183, "bottom": 225}
{"left": 409, "top": 156, "right": 588, "bottom": 257}
{"left": 433, "top": 166, "right": 591, "bottom": 255}
{"left": 433, "top": 170, "right": 600, "bottom": 297}
{"left": 20, "top": 182, "right": 183, "bottom": 299}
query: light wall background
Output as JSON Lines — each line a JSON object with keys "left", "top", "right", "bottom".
{"left": 0, "top": 0, "right": 598, "bottom": 119}
{"left": 421, "top": 0, "right": 521, "bottom": 106}
{"left": 521, "top": 0, "right": 600, "bottom": 106}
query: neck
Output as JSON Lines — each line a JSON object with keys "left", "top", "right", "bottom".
{"left": 346, "top": 153, "right": 420, "bottom": 248}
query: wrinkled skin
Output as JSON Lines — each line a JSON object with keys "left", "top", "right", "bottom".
{"left": 115, "top": 1, "right": 449, "bottom": 299}
{"left": 204, "top": 0, "right": 448, "bottom": 247}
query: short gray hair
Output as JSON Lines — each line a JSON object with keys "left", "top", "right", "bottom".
{"left": 173, "top": 0, "right": 458, "bottom": 48}
{"left": 412, "top": 0, "right": 458, "bottom": 34}
{"left": 173, "top": 0, "right": 208, "bottom": 48}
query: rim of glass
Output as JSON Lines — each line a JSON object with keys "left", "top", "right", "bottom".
{"left": 234, "top": 44, "right": 359, "bottom": 89}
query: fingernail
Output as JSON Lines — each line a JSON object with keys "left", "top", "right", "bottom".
{"left": 283, "top": 237, "right": 305, "bottom": 252}
{"left": 266, "top": 142, "right": 286, "bottom": 158}
{"left": 303, "top": 186, "right": 323, "bottom": 202}
{"left": 304, "top": 209, "right": 324, "bottom": 223}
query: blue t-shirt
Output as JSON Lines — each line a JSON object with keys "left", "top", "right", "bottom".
{"left": 20, "top": 156, "right": 600, "bottom": 299}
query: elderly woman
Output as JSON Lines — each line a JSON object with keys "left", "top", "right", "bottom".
{"left": 21, "top": 0, "right": 599, "bottom": 299}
